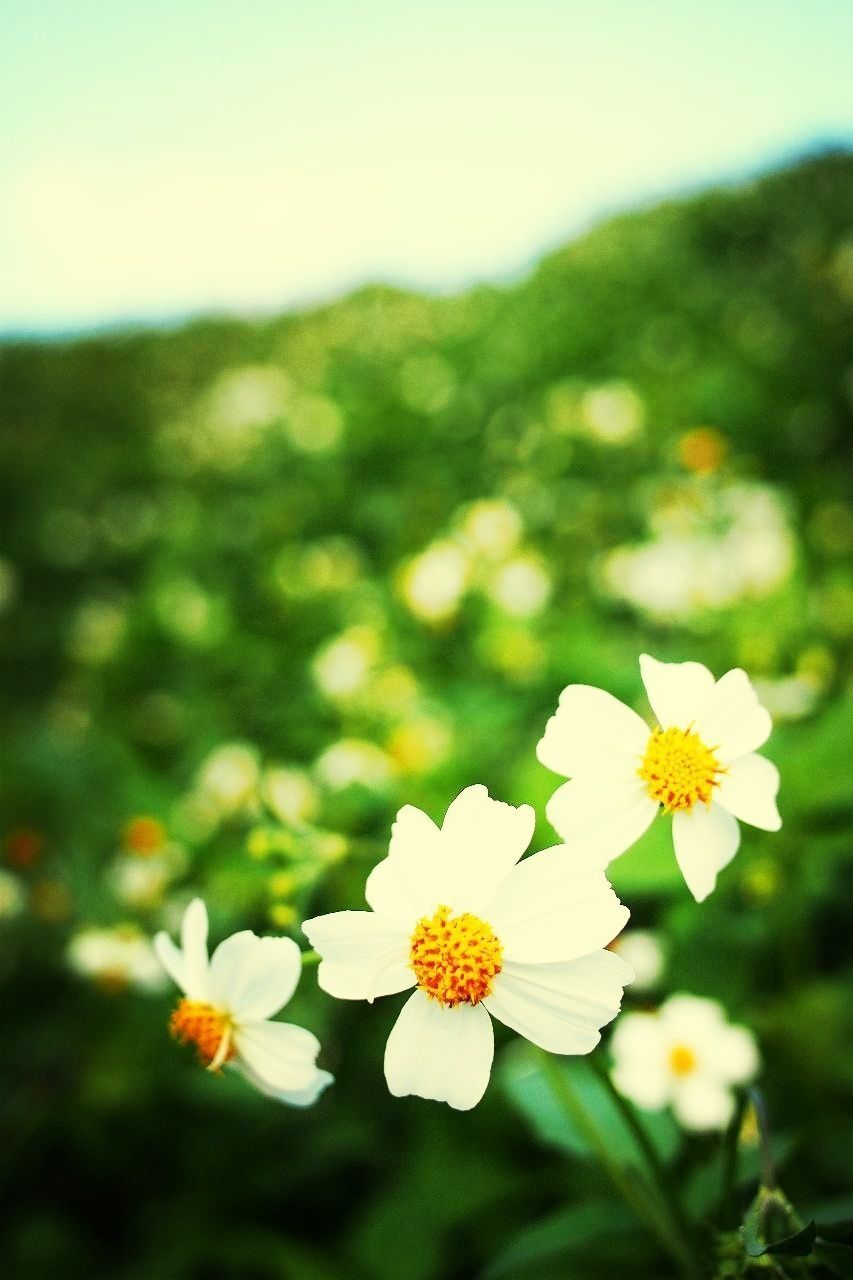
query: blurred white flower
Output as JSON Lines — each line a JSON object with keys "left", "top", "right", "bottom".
{"left": 304, "top": 785, "right": 632, "bottom": 1110}
{"left": 609, "top": 929, "right": 665, "bottom": 992}
{"left": 314, "top": 739, "right": 395, "bottom": 791}
{"left": 399, "top": 540, "right": 470, "bottom": 623}
{"left": 459, "top": 499, "right": 522, "bottom": 559}
{"left": 195, "top": 742, "right": 261, "bottom": 816}
{"left": 108, "top": 855, "right": 176, "bottom": 909}
{"left": 312, "top": 626, "right": 379, "bottom": 699}
{"left": 202, "top": 365, "right": 290, "bottom": 463}
{"left": 581, "top": 382, "right": 645, "bottom": 444}
{"left": 0, "top": 869, "right": 25, "bottom": 918}
{"left": 262, "top": 766, "right": 319, "bottom": 825}
{"left": 610, "top": 993, "right": 759, "bottom": 1130}
{"left": 488, "top": 555, "right": 551, "bottom": 617}
{"left": 155, "top": 899, "right": 332, "bottom": 1106}
{"left": 752, "top": 674, "right": 821, "bottom": 722}
{"left": 538, "top": 654, "right": 782, "bottom": 902}
{"left": 0, "top": 556, "right": 18, "bottom": 613}
{"left": 601, "top": 482, "right": 795, "bottom": 621}
{"left": 69, "top": 599, "right": 127, "bottom": 664}
{"left": 68, "top": 925, "right": 167, "bottom": 992}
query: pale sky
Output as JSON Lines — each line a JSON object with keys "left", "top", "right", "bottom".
{"left": 2, "top": 0, "right": 852, "bottom": 334}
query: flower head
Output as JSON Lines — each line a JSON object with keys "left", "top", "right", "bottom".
{"left": 303, "top": 785, "right": 633, "bottom": 1110}
{"left": 610, "top": 993, "right": 759, "bottom": 1131}
{"left": 154, "top": 899, "right": 332, "bottom": 1107}
{"left": 537, "top": 654, "right": 782, "bottom": 901}
{"left": 68, "top": 924, "right": 167, "bottom": 992}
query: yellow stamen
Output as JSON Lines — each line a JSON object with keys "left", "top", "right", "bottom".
{"left": 409, "top": 905, "right": 503, "bottom": 1006}
{"left": 169, "top": 998, "right": 234, "bottom": 1070}
{"left": 669, "top": 1044, "right": 697, "bottom": 1076}
{"left": 639, "top": 725, "right": 721, "bottom": 813}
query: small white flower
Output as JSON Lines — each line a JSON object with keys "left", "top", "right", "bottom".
{"left": 537, "top": 654, "right": 782, "bottom": 902}
{"left": 609, "top": 929, "right": 665, "bottom": 992}
{"left": 303, "top": 785, "right": 633, "bottom": 1111}
{"left": 68, "top": 925, "right": 167, "bottom": 992}
{"left": 154, "top": 899, "right": 332, "bottom": 1107}
{"left": 610, "top": 993, "right": 759, "bottom": 1131}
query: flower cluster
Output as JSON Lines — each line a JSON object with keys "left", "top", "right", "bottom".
{"left": 152, "top": 654, "right": 778, "bottom": 1120}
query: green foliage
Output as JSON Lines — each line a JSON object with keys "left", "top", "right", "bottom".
{"left": 1, "top": 150, "right": 852, "bottom": 1279}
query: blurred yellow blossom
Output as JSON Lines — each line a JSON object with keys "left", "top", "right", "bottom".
{"left": 678, "top": 426, "right": 728, "bottom": 474}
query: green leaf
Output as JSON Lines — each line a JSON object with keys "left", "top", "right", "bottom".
{"left": 815, "top": 1237, "right": 853, "bottom": 1280}
{"left": 483, "top": 1201, "right": 633, "bottom": 1278}
{"left": 500, "top": 1042, "right": 680, "bottom": 1169}
{"left": 742, "top": 1188, "right": 816, "bottom": 1258}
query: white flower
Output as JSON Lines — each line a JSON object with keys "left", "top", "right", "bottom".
{"left": 399, "top": 541, "right": 471, "bottom": 623}
{"left": 609, "top": 929, "right": 665, "bottom": 992}
{"left": 537, "top": 654, "right": 782, "bottom": 902}
{"left": 610, "top": 994, "right": 759, "bottom": 1131}
{"left": 68, "top": 925, "right": 167, "bottom": 992}
{"left": 303, "top": 785, "right": 633, "bottom": 1111}
{"left": 154, "top": 899, "right": 332, "bottom": 1107}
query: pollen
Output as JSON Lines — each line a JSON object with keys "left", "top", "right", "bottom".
{"left": 669, "top": 1044, "right": 697, "bottom": 1076}
{"left": 409, "top": 905, "right": 503, "bottom": 1006}
{"left": 169, "top": 998, "right": 234, "bottom": 1071}
{"left": 639, "top": 725, "right": 721, "bottom": 813}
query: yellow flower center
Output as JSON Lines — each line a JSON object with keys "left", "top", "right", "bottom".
{"left": 639, "top": 726, "right": 721, "bottom": 812}
{"left": 169, "top": 998, "right": 234, "bottom": 1071}
{"left": 669, "top": 1044, "right": 697, "bottom": 1076}
{"left": 409, "top": 905, "right": 503, "bottom": 1006}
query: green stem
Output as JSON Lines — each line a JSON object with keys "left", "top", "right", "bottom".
{"left": 589, "top": 1054, "right": 696, "bottom": 1256}
{"left": 718, "top": 1088, "right": 748, "bottom": 1226}
{"left": 537, "top": 1051, "right": 697, "bottom": 1278}
{"left": 300, "top": 949, "right": 320, "bottom": 967}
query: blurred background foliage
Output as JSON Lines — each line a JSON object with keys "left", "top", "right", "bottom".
{"left": 1, "top": 150, "right": 852, "bottom": 1280}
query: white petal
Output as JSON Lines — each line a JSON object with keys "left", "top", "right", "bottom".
{"left": 180, "top": 898, "right": 210, "bottom": 999}
{"left": 545, "top": 776, "right": 658, "bottom": 862}
{"left": 438, "top": 784, "right": 535, "bottom": 914}
{"left": 702, "top": 1024, "right": 760, "bottom": 1085}
{"left": 209, "top": 933, "right": 302, "bottom": 1020}
{"left": 714, "top": 754, "right": 781, "bottom": 831}
{"left": 233, "top": 1019, "right": 325, "bottom": 1093}
{"left": 487, "top": 844, "right": 630, "bottom": 964}
{"left": 383, "top": 990, "right": 494, "bottom": 1110}
{"left": 694, "top": 668, "right": 772, "bottom": 762}
{"left": 302, "top": 910, "right": 413, "bottom": 1001}
{"left": 485, "top": 950, "right": 633, "bottom": 1054}
{"left": 672, "top": 803, "right": 741, "bottom": 902}
{"left": 659, "top": 993, "right": 725, "bottom": 1039}
{"left": 240, "top": 1066, "right": 334, "bottom": 1108}
{"left": 639, "top": 654, "right": 715, "bottom": 729}
{"left": 672, "top": 1076, "right": 734, "bottom": 1131}
{"left": 536, "top": 685, "right": 649, "bottom": 780}
{"left": 153, "top": 931, "right": 187, "bottom": 992}
{"left": 365, "top": 804, "right": 444, "bottom": 925}
{"left": 610, "top": 1013, "right": 672, "bottom": 1110}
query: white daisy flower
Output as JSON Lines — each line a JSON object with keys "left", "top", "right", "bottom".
{"left": 154, "top": 898, "right": 332, "bottom": 1107}
{"left": 537, "top": 654, "right": 782, "bottom": 902}
{"left": 303, "top": 785, "right": 633, "bottom": 1111}
{"left": 610, "top": 993, "right": 759, "bottom": 1131}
